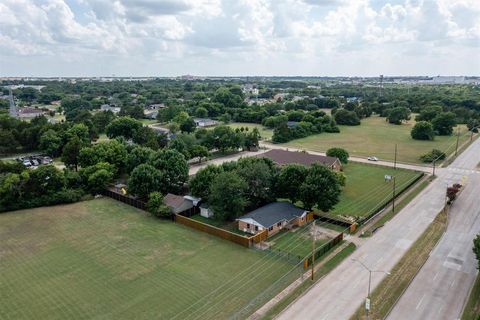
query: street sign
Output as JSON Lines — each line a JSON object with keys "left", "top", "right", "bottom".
{"left": 365, "top": 298, "right": 371, "bottom": 310}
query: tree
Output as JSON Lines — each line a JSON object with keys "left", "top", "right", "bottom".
{"left": 179, "top": 117, "right": 196, "bottom": 133}
{"left": 411, "top": 121, "right": 435, "bottom": 140}
{"left": 474, "top": 235, "right": 480, "bottom": 270}
{"left": 387, "top": 107, "right": 411, "bottom": 125}
{"left": 128, "top": 164, "right": 163, "bottom": 199}
{"left": 39, "top": 129, "right": 63, "bottom": 157}
{"left": 188, "top": 145, "right": 209, "bottom": 163}
{"left": 106, "top": 116, "right": 142, "bottom": 139}
{"left": 61, "top": 136, "right": 83, "bottom": 170}
{"left": 209, "top": 171, "right": 248, "bottom": 221}
{"left": 188, "top": 165, "right": 223, "bottom": 201}
{"left": 299, "top": 164, "right": 342, "bottom": 211}
{"left": 66, "top": 123, "right": 90, "bottom": 144}
{"left": 326, "top": 147, "right": 349, "bottom": 164}
{"left": 415, "top": 105, "right": 442, "bottom": 122}
{"left": 195, "top": 107, "right": 209, "bottom": 118}
{"left": 148, "top": 149, "right": 188, "bottom": 194}
{"left": 204, "top": 125, "right": 243, "bottom": 153}
{"left": 333, "top": 109, "right": 360, "bottom": 126}
{"left": 235, "top": 157, "right": 277, "bottom": 207}
{"left": 80, "top": 162, "right": 115, "bottom": 194}
{"left": 78, "top": 140, "right": 127, "bottom": 172}
{"left": 432, "top": 112, "right": 456, "bottom": 135}
{"left": 147, "top": 192, "right": 172, "bottom": 218}
{"left": 244, "top": 128, "right": 260, "bottom": 150}
{"left": 92, "top": 110, "right": 115, "bottom": 133}
{"left": 467, "top": 119, "right": 480, "bottom": 133}
{"left": 126, "top": 146, "right": 155, "bottom": 172}
{"left": 275, "top": 164, "right": 308, "bottom": 203}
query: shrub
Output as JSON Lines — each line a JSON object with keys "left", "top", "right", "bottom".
{"left": 326, "top": 147, "right": 349, "bottom": 164}
{"left": 147, "top": 192, "right": 172, "bottom": 218}
{"left": 411, "top": 121, "right": 435, "bottom": 140}
{"left": 420, "top": 149, "right": 446, "bottom": 163}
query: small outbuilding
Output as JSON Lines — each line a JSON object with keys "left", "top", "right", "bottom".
{"left": 163, "top": 193, "right": 198, "bottom": 215}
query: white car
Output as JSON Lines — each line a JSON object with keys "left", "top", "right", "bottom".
{"left": 367, "top": 156, "right": 378, "bottom": 161}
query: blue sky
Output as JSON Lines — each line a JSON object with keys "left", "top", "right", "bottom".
{"left": 0, "top": 0, "right": 479, "bottom": 77}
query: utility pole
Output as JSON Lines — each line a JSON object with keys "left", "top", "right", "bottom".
{"left": 432, "top": 160, "right": 436, "bottom": 177}
{"left": 455, "top": 129, "right": 460, "bottom": 157}
{"left": 392, "top": 176, "right": 396, "bottom": 214}
{"left": 352, "top": 259, "right": 390, "bottom": 320}
{"left": 394, "top": 144, "right": 397, "bottom": 170}
{"left": 311, "top": 220, "right": 316, "bottom": 281}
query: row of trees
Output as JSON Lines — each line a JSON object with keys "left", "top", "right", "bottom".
{"left": 411, "top": 108, "right": 457, "bottom": 140}
{"left": 188, "top": 157, "right": 344, "bottom": 221}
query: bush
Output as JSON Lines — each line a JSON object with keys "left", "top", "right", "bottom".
{"left": 420, "top": 149, "right": 446, "bottom": 163}
{"left": 326, "top": 147, "right": 349, "bottom": 164}
{"left": 411, "top": 121, "right": 435, "bottom": 140}
{"left": 147, "top": 192, "right": 172, "bottom": 218}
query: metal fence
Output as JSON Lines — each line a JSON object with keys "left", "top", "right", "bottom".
{"left": 303, "top": 232, "right": 344, "bottom": 269}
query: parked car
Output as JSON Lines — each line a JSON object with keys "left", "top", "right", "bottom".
{"left": 367, "top": 156, "right": 378, "bottom": 161}
{"left": 31, "top": 159, "right": 39, "bottom": 166}
{"left": 41, "top": 156, "right": 53, "bottom": 164}
{"left": 22, "top": 160, "right": 32, "bottom": 167}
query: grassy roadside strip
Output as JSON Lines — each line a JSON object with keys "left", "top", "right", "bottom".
{"left": 442, "top": 133, "right": 479, "bottom": 167}
{"left": 351, "top": 207, "right": 448, "bottom": 320}
{"left": 260, "top": 242, "right": 356, "bottom": 320}
{"left": 461, "top": 274, "right": 480, "bottom": 320}
{"left": 363, "top": 176, "right": 434, "bottom": 235}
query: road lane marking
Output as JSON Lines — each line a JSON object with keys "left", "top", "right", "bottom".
{"left": 450, "top": 279, "right": 456, "bottom": 288}
{"left": 416, "top": 294, "right": 426, "bottom": 310}
{"left": 433, "top": 272, "right": 439, "bottom": 281}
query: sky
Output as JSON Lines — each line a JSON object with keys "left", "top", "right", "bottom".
{"left": 0, "top": 0, "right": 479, "bottom": 77}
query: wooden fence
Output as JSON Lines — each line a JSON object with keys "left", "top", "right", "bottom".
{"left": 303, "top": 232, "right": 344, "bottom": 269}
{"left": 102, "top": 189, "right": 146, "bottom": 210}
{"left": 175, "top": 214, "right": 267, "bottom": 248}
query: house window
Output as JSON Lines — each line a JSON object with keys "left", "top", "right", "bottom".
{"left": 246, "top": 223, "right": 250, "bottom": 228}
{"left": 255, "top": 226, "right": 259, "bottom": 231}
{"left": 269, "top": 226, "right": 273, "bottom": 231}
{"left": 277, "top": 222, "right": 282, "bottom": 227}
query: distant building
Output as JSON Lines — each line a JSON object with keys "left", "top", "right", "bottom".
{"left": 147, "top": 103, "right": 166, "bottom": 110}
{"left": 18, "top": 107, "right": 45, "bottom": 119}
{"left": 144, "top": 111, "right": 158, "bottom": 119}
{"left": 100, "top": 104, "right": 121, "bottom": 113}
{"left": 258, "top": 149, "right": 342, "bottom": 171}
{"left": 193, "top": 118, "right": 217, "bottom": 127}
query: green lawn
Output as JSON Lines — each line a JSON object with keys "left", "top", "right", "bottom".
{"left": 226, "top": 122, "right": 274, "bottom": 140}
{"left": 140, "top": 119, "right": 158, "bottom": 125}
{"left": 324, "top": 163, "right": 423, "bottom": 220}
{"left": 283, "top": 116, "right": 470, "bottom": 164}
{"left": 0, "top": 198, "right": 299, "bottom": 320}
{"left": 268, "top": 224, "right": 328, "bottom": 260}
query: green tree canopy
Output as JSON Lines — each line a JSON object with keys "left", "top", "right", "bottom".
{"left": 209, "top": 171, "right": 248, "bottom": 221}
{"left": 128, "top": 164, "right": 163, "bottom": 199}
{"left": 106, "top": 116, "right": 142, "bottom": 139}
{"left": 432, "top": 112, "right": 456, "bottom": 135}
{"left": 411, "top": 121, "right": 435, "bottom": 140}
{"left": 326, "top": 147, "right": 349, "bottom": 164}
{"left": 275, "top": 164, "right": 308, "bottom": 203}
{"left": 299, "top": 164, "right": 342, "bottom": 211}
{"left": 188, "top": 165, "right": 223, "bottom": 201}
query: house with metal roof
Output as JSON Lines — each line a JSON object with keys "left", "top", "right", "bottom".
{"left": 237, "top": 202, "right": 310, "bottom": 237}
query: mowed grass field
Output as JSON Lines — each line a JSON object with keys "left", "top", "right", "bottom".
{"left": 0, "top": 198, "right": 299, "bottom": 320}
{"left": 284, "top": 116, "right": 470, "bottom": 164}
{"left": 326, "top": 163, "right": 423, "bottom": 220}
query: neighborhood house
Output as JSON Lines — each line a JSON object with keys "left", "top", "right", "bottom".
{"left": 193, "top": 118, "right": 217, "bottom": 127}
{"left": 258, "top": 149, "right": 342, "bottom": 171}
{"left": 237, "top": 202, "right": 310, "bottom": 237}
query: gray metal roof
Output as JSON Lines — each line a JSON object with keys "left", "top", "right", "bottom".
{"left": 238, "top": 202, "right": 306, "bottom": 228}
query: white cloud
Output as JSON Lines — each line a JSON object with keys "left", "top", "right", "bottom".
{"left": 0, "top": 0, "right": 479, "bottom": 76}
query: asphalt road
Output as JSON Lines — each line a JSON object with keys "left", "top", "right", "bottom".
{"left": 277, "top": 138, "right": 480, "bottom": 320}
{"left": 260, "top": 142, "right": 432, "bottom": 173}
{"left": 8, "top": 89, "right": 18, "bottom": 117}
{"left": 387, "top": 140, "right": 480, "bottom": 320}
